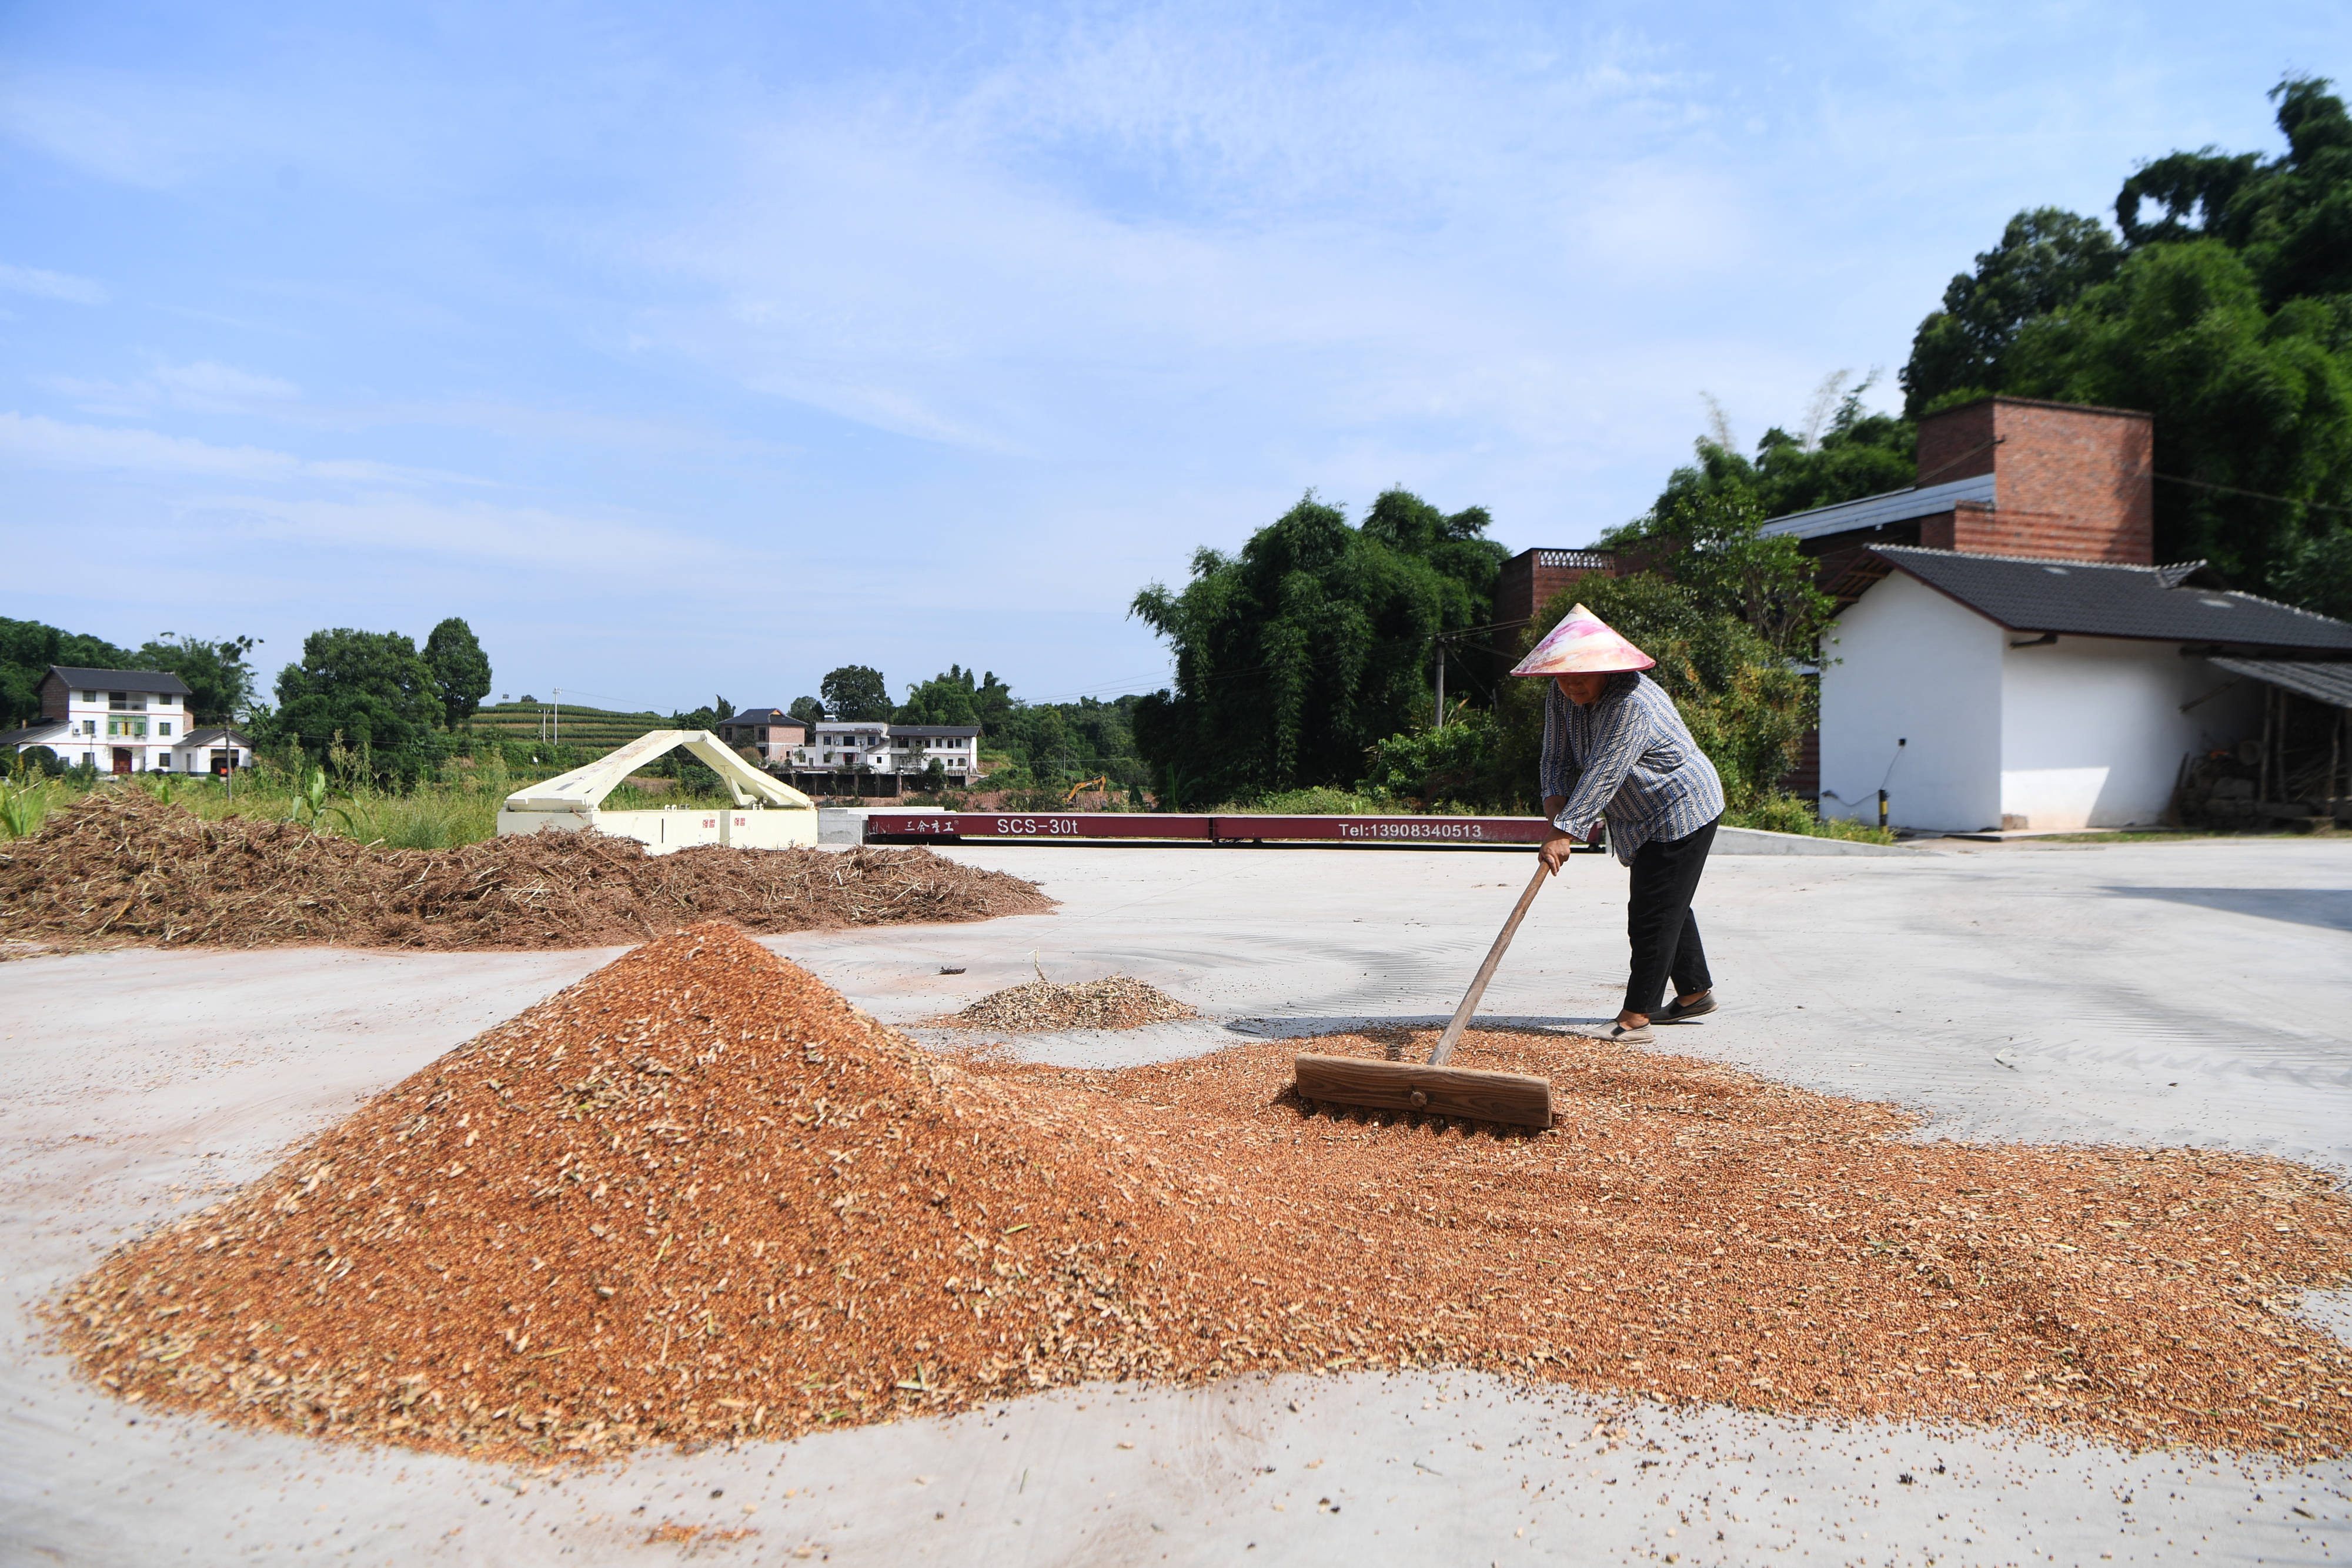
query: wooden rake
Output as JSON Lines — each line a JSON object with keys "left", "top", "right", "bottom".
{"left": 1291, "top": 856, "right": 1557, "bottom": 1128}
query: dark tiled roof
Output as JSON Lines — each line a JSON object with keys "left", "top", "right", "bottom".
{"left": 888, "top": 726, "right": 980, "bottom": 737}
{"left": 721, "top": 708, "right": 808, "bottom": 727}
{"left": 1856, "top": 547, "right": 2352, "bottom": 651}
{"left": 178, "top": 727, "right": 253, "bottom": 747}
{"left": 48, "top": 666, "right": 194, "bottom": 694}
{"left": 2209, "top": 658, "right": 2352, "bottom": 709}
{"left": 1, "top": 720, "right": 72, "bottom": 747}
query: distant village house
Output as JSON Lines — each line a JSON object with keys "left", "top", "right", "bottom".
{"left": 1, "top": 667, "right": 248, "bottom": 775}
{"left": 715, "top": 707, "right": 811, "bottom": 765}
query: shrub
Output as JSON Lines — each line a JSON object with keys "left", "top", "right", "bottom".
{"left": 1357, "top": 706, "right": 1528, "bottom": 811}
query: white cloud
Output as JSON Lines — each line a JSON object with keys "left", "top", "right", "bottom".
{"left": 613, "top": 9, "right": 1786, "bottom": 491}
{"left": 0, "top": 412, "right": 483, "bottom": 489}
{"left": 0, "top": 412, "right": 305, "bottom": 480}
{"left": 0, "top": 262, "right": 106, "bottom": 305}
{"left": 195, "top": 493, "right": 714, "bottom": 570}
{"left": 153, "top": 361, "right": 302, "bottom": 410}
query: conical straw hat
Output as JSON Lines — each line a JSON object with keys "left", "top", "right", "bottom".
{"left": 1508, "top": 603, "right": 1656, "bottom": 676}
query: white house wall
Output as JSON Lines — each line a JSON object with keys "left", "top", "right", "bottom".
{"left": 1819, "top": 571, "right": 2004, "bottom": 831}
{"left": 2000, "top": 637, "right": 2261, "bottom": 831}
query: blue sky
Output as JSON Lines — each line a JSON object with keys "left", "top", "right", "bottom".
{"left": 4, "top": 2, "right": 2346, "bottom": 716}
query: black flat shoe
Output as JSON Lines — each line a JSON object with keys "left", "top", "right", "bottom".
{"left": 1653, "top": 992, "right": 1716, "bottom": 1024}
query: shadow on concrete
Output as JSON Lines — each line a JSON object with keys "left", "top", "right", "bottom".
{"left": 2103, "top": 885, "right": 2352, "bottom": 934}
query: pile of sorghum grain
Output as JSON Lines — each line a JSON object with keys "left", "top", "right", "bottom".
{"left": 58, "top": 924, "right": 2352, "bottom": 1464}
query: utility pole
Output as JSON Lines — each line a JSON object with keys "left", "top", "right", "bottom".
{"left": 553, "top": 688, "right": 560, "bottom": 747}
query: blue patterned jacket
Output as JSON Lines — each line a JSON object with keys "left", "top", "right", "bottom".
{"left": 1538, "top": 672, "right": 1725, "bottom": 864}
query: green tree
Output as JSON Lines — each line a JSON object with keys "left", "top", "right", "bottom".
{"left": 1899, "top": 209, "right": 2124, "bottom": 414}
{"left": 133, "top": 633, "right": 260, "bottom": 725}
{"left": 667, "top": 695, "right": 733, "bottom": 731}
{"left": 788, "top": 695, "right": 825, "bottom": 725}
{"left": 266, "top": 628, "right": 445, "bottom": 782}
{"left": 1897, "top": 75, "right": 2352, "bottom": 600}
{"left": 0, "top": 619, "right": 132, "bottom": 727}
{"left": 893, "top": 666, "right": 1019, "bottom": 733}
{"left": 820, "top": 665, "right": 892, "bottom": 721}
{"left": 897, "top": 667, "right": 981, "bottom": 727}
{"left": 1604, "top": 489, "right": 1836, "bottom": 655}
{"left": 2273, "top": 527, "right": 2352, "bottom": 622}
{"left": 1130, "top": 489, "right": 1507, "bottom": 802}
{"left": 422, "top": 617, "right": 493, "bottom": 730}
{"left": 2114, "top": 76, "right": 2352, "bottom": 306}
{"left": 2002, "top": 240, "right": 2352, "bottom": 586}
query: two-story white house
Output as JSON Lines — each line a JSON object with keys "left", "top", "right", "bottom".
{"left": 887, "top": 726, "right": 982, "bottom": 781}
{"left": 25, "top": 667, "right": 196, "bottom": 774}
{"left": 790, "top": 722, "right": 981, "bottom": 784}
{"left": 800, "top": 720, "right": 891, "bottom": 770}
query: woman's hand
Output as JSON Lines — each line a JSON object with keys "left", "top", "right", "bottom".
{"left": 1538, "top": 830, "right": 1578, "bottom": 874}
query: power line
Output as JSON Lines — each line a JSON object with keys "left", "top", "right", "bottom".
{"left": 2153, "top": 472, "right": 2352, "bottom": 517}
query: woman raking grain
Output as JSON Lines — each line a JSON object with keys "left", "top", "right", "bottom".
{"left": 1517, "top": 603, "right": 1725, "bottom": 1043}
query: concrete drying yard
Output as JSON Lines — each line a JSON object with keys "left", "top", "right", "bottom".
{"left": 4, "top": 835, "right": 2349, "bottom": 1564}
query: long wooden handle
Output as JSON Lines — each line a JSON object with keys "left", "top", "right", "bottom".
{"left": 1428, "top": 855, "right": 1557, "bottom": 1066}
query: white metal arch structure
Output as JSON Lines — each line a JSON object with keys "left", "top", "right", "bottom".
{"left": 496, "top": 730, "right": 818, "bottom": 854}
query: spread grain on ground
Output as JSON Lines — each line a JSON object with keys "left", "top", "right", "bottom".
{"left": 1, "top": 791, "right": 1049, "bottom": 951}
{"left": 58, "top": 924, "right": 2352, "bottom": 1464}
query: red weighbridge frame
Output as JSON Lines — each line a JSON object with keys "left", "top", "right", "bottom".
{"left": 862, "top": 813, "right": 1554, "bottom": 846}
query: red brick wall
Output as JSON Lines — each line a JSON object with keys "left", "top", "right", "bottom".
{"left": 39, "top": 672, "right": 68, "bottom": 721}
{"left": 1916, "top": 397, "right": 2153, "bottom": 564}
{"left": 1916, "top": 401, "right": 2000, "bottom": 488}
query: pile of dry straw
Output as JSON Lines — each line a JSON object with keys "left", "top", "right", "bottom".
{"left": 1, "top": 791, "right": 1050, "bottom": 951}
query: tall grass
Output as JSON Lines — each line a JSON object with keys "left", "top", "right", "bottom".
{"left": 0, "top": 777, "right": 56, "bottom": 840}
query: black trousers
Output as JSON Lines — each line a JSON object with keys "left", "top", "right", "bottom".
{"left": 1623, "top": 817, "right": 1718, "bottom": 1017}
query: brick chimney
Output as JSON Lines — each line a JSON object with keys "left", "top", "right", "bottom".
{"left": 1915, "top": 397, "right": 2153, "bottom": 564}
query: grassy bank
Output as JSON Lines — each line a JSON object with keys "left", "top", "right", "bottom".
{"left": 1722, "top": 793, "right": 1899, "bottom": 844}
{"left": 0, "top": 764, "right": 745, "bottom": 851}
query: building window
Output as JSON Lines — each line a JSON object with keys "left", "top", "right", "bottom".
{"left": 109, "top": 691, "right": 148, "bottom": 712}
{"left": 159, "top": 722, "right": 172, "bottom": 737}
